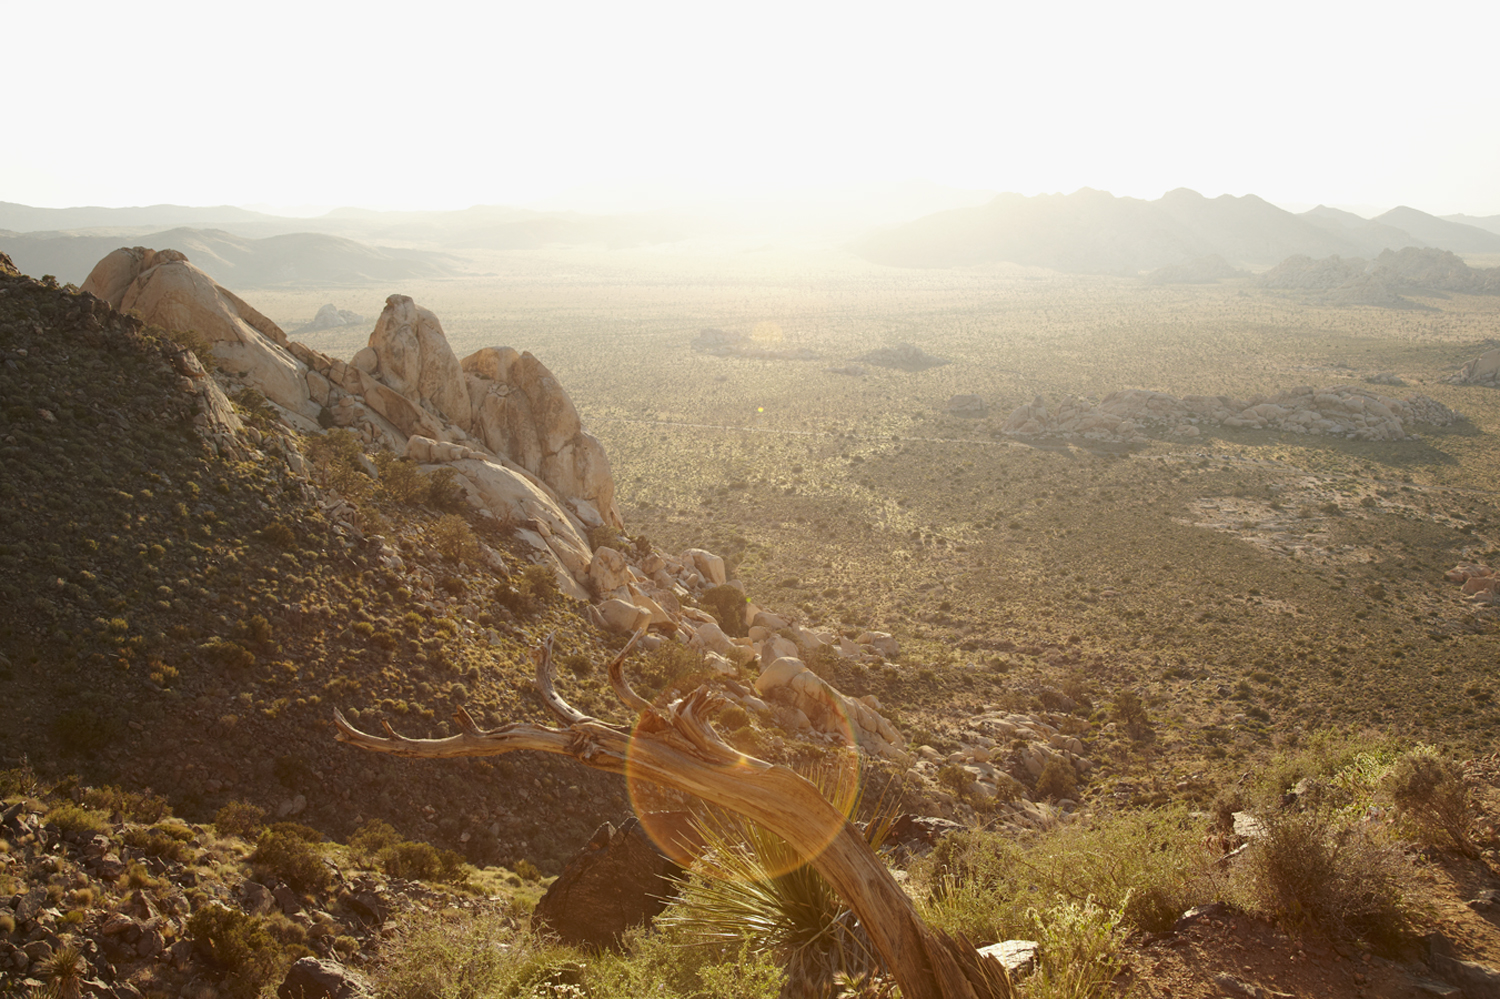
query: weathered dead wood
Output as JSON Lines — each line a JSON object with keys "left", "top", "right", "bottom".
{"left": 334, "top": 628, "right": 1010, "bottom": 999}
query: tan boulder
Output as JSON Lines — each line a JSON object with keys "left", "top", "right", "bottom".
{"left": 81, "top": 247, "right": 318, "bottom": 422}
{"left": 587, "top": 547, "right": 632, "bottom": 596}
{"left": 595, "top": 599, "right": 652, "bottom": 634}
{"left": 463, "top": 347, "right": 621, "bottom": 528}
{"left": 682, "top": 548, "right": 727, "bottom": 586}
{"left": 755, "top": 656, "right": 809, "bottom": 696}
{"left": 444, "top": 457, "right": 592, "bottom": 582}
{"left": 366, "top": 295, "right": 472, "bottom": 430}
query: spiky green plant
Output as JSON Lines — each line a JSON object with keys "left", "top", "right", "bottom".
{"left": 659, "top": 758, "right": 902, "bottom": 997}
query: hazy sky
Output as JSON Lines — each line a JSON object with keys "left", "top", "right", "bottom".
{"left": 8, "top": 0, "right": 1498, "bottom": 216}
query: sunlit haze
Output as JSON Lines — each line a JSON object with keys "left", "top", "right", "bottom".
{"left": 7, "top": 0, "right": 1499, "bottom": 216}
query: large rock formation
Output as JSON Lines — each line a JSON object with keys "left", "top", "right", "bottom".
{"left": 79, "top": 247, "right": 616, "bottom": 595}
{"left": 81, "top": 247, "right": 322, "bottom": 426}
{"left": 461, "top": 346, "right": 621, "bottom": 528}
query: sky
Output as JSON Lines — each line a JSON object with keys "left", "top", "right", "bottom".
{"left": 7, "top": 0, "right": 1499, "bottom": 217}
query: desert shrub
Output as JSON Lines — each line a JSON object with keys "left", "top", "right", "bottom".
{"left": 701, "top": 584, "right": 749, "bottom": 638}
{"left": 923, "top": 805, "right": 1215, "bottom": 938}
{"left": 82, "top": 785, "right": 171, "bottom": 823}
{"left": 259, "top": 521, "right": 297, "bottom": 548}
{"left": 1109, "top": 689, "right": 1148, "bottom": 737}
{"left": 45, "top": 804, "right": 109, "bottom": 837}
{"left": 1035, "top": 757, "right": 1078, "bottom": 802}
{"left": 122, "top": 823, "right": 193, "bottom": 862}
{"left": 432, "top": 514, "right": 480, "bottom": 565}
{"left": 426, "top": 468, "right": 466, "bottom": 510}
{"left": 215, "top": 801, "right": 267, "bottom": 839}
{"left": 382, "top": 841, "right": 469, "bottom": 884}
{"left": 349, "top": 819, "right": 404, "bottom": 864}
{"left": 250, "top": 824, "right": 330, "bottom": 894}
{"left": 493, "top": 564, "right": 559, "bottom": 617}
{"left": 200, "top": 636, "right": 256, "bottom": 669}
{"left": 935, "top": 764, "right": 976, "bottom": 801}
{"left": 1386, "top": 746, "right": 1476, "bottom": 856}
{"left": 189, "top": 905, "right": 306, "bottom": 999}
{"left": 307, "top": 429, "right": 371, "bottom": 500}
{"left": 1026, "top": 896, "right": 1128, "bottom": 999}
{"left": 587, "top": 525, "right": 625, "bottom": 551}
{"left": 1232, "top": 809, "right": 1413, "bottom": 951}
{"left": 635, "top": 642, "right": 709, "bottom": 699}
{"left": 374, "top": 452, "right": 429, "bottom": 505}
{"left": 350, "top": 820, "right": 468, "bottom": 884}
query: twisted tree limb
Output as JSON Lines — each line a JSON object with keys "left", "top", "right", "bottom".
{"left": 334, "top": 628, "right": 1010, "bottom": 999}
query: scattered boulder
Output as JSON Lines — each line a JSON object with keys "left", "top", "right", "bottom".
{"left": 976, "top": 939, "right": 1038, "bottom": 978}
{"left": 945, "top": 394, "right": 987, "bottom": 418}
{"left": 277, "top": 957, "right": 374, "bottom": 999}
{"left": 531, "top": 818, "right": 681, "bottom": 949}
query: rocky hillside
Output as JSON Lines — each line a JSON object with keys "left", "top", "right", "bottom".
{"left": 0, "top": 247, "right": 938, "bottom": 874}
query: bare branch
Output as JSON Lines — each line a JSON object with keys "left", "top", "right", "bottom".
{"left": 600, "top": 626, "right": 653, "bottom": 714}
{"left": 532, "top": 631, "right": 593, "bottom": 725}
{"left": 332, "top": 631, "right": 1011, "bottom": 999}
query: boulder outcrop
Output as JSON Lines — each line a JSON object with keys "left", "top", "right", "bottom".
{"left": 1453, "top": 347, "right": 1500, "bottom": 387}
{"left": 461, "top": 346, "right": 621, "bottom": 528}
{"left": 81, "top": 247, "right": 322, "bottom": 426}
{"left": 79, "top": 246, "right": 617, "bottom": 597}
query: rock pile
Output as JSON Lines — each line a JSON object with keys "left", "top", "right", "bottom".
{"left": 906, "top": 708, "right": 1095, "bottom": 829}
{"left": 855, "top": 343, "right": 948, "bottom": 371}
{"left": 1446, "top": 564, "right": 1499, "bottom": 605}
{"left": 945, "top": 394, "right": 987, "bottom": 417}
{"left": 296, "top": 303, "right": 366, "bottom": 334}
{"left": 1452, "top": 347, "right": 1500, "bottom": 386}
{"left": 1001, "top": 385, "right": 1461, "bottom": 444}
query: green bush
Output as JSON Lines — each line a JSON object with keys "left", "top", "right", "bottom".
{"left": 1233, "top": 808, "right": 1413, "bottom": 952}
{"left": 200, "top": 636, "right": 256, "bottom": 669}
{"left": 45, "top": 804, "right": 109, "bottom": 837}
{"left": 189, "top": 905, "right": 304, "bottom": 999}
{"left": 1035, "top": 757, "right": 1078, "bottom": 802}
{"left": 81, "top": 785, "right": 171, "bottom": 823}
{"left": 1026, "top": 896, "right": 1128, "bottom": 999}
{"left": 214, "top": 801, "right": 267, "bottom": 839}
{"left": 701, "top": 584, "right": 749, "bottom": 638}
{"left": 250, "top": 824, "right": 330, "bottom": 894}
{"left": 349, "top": 820, "right": 468, "bottom": 884}
{"left": 1386, "top": 746, "right": 1476, "bottom": 856}
{"left": 374, "top": 452, "right": 430, "bottom": 505}
{"left": 493, "top": 564, "right": 559, "bottom": 617}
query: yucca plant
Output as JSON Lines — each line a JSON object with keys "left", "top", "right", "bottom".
{"left": 660, "top": 758, "right": 903, "bottom": 999}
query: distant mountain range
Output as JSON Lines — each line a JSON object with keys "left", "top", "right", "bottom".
{"left": 0, "top": 227, "right": 462, "bottom": 287}
{"left": 4, "top": 189, "right": 1499, "bottom": 285}
{"left": 0, "top": 202, "right": 712, "bottom": 285}
{"left": 851, "top": 188, "right": 1500, "bottom": 273}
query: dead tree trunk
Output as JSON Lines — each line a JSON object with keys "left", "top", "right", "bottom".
{"left": 334, "top": 630, "right": 1011, "bottom": 999}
